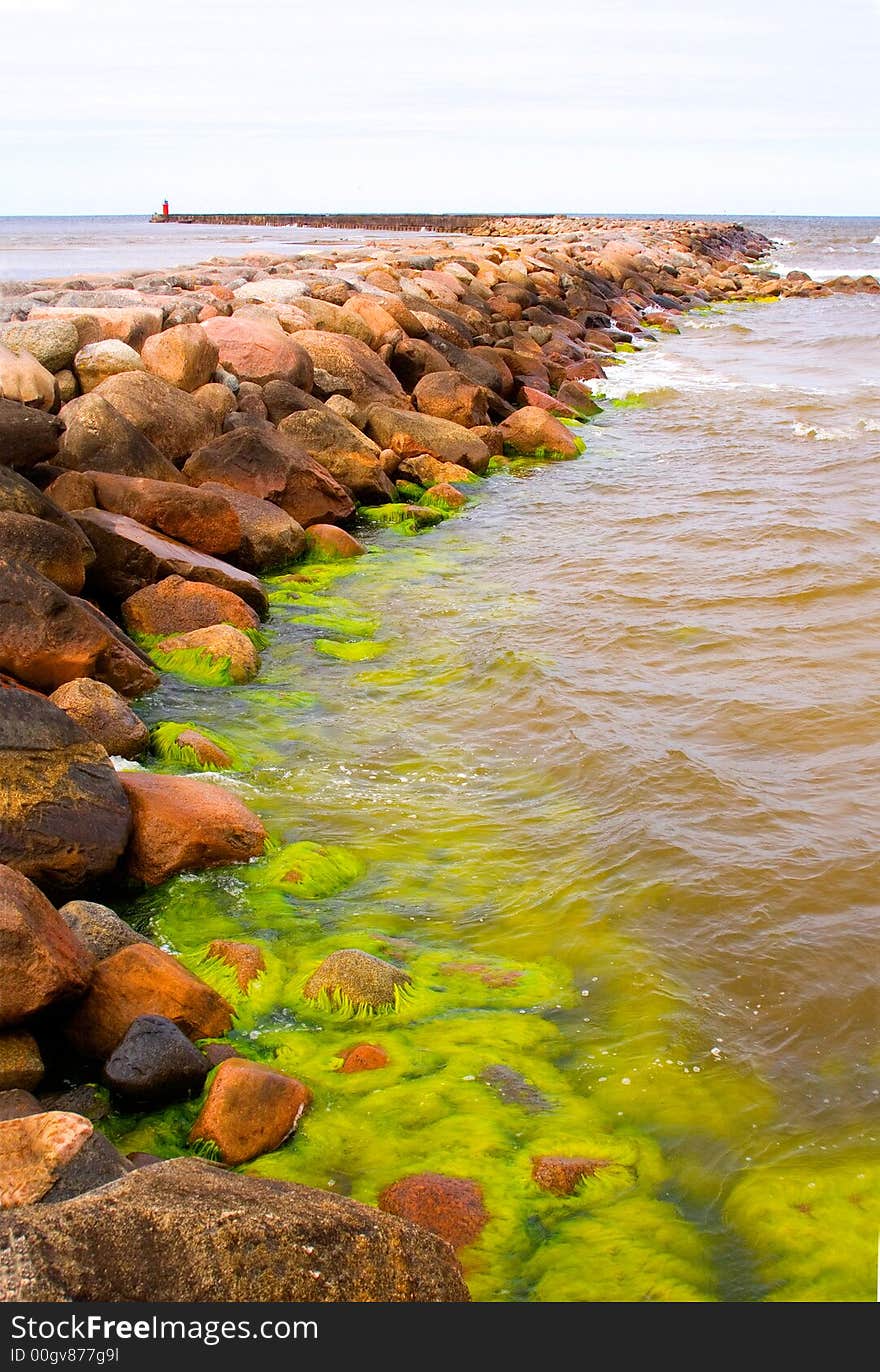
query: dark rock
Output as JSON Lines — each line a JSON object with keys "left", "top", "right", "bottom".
{"left": 0, "top": 398, "right": 63, "bottom": 468}
{"left": 103, "top": 1015, "right": 210, "bottom": 1108}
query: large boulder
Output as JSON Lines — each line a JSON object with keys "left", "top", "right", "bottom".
{"left": 73, "top": 340, "right": 146, "bottom": 393}
{"left": 0, "top": 467, "right": 95, "bottom": 556}
{"left": 0, "top": 1157, "right": 469, "bottom": 1300}
{"left": 57, "top": 394, "right": 185, "bottom": 483}
{"left": 64, "top": 943, "right": 233, "bottom": 1059}
{"left": 365, "top": 405, "right": 490, "bottom": 474}
{"left": 288, "top": 295, "right": 372, "bottom": 343}
{"left": 497, "top": 405, "right": 584, "bottom": 458}
{"left": 199, "top": 316, "right": 313, "bottom": 388}
{"left": 0, "top": 398, "right": 62, "bottom": 468}
{"left": 0, "top": 866, "right": 95, "bottom": 1025}
{"left": 0, "top": 345, "right": 54, "bottom": 410}
{"left": 119, "top": 771, "right": 266, "bottom": 886}
{"left": 277, "top": 408, "right": 395, "bottom": 503}
{"left": 48, "top": 679, "right": 149, "bottom": 759}
{"left": 121, "top": 575, "right": 259, "bottom": 637}
{"left": 0, "top": 689, "right": 132, "bottom": 890}
{"left": 92, "top": 372, "right": 219, "bottom": 461}
{"left": 293, "top": 330, "right": 406, "bottom": 406}
{"left": 0, "top": 558, "right": 158, "bottom": 696}
{"left": 103, "top": 1015, "right": 210, "bottom": 1107}
{"left": 28, "top": 305, "right": 163, "bottom": 351}
{"left": 0, "top": 319, "right": 79, "bottom": 374}
{"left": 140, "top": 324, "right": 219, "bottom": 392}
{"left": 183, "top": 425, "right": 355, "bottom": 529}
{"left": 0, "top": 510, "right": 90, "bottom": 594}
{"left": 75, "top": 471, "right": 240, "bottom": 557}
{"left": 188, "top": 1058, "right": 311, "bottom": 1164}
{"left": 74, "top": 509, "right": 268, "bottom": 617}
{"left": 200, "top": 483, "right": 306, "bottom": 572}
{"left": 389, "top": 336, "right": 452, "bottom": 390}
{"left": 413, "top": 370, "right": 490, "bottom": 428}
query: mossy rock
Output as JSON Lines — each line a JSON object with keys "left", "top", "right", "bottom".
{"left": 395, "top": 480, "right": 426, "bottom": 503}
{"left": 150, "top": 721, "right": 245, "bottom": 771}
{"left": 247, "top": 841, "right": 365, "bottom": 900}
{"left": 358, "top": 503, "right": 445, "bottom": 533}
{"left": 303, "top": 949, "right": 412, "bottom": 1014}
{"left": 314, "top": 638, "right": 388, "bottom": 662}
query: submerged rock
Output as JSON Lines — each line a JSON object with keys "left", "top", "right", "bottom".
{"left": 531, "top": 1155, "right": 609, "bottom": 1195}
{"left": 0, "top": 1157, "right": 470, "bottom": 1300}
{"left": 337, "top": 1043, "right": 389, "bottom": 1073}
{"left": 188, "top": 1057, "right": 311, "bottom": 1164}
{"left": 153, "top": 623, "right": 260, "bottom": 684}
{"left": 498, "top": 405, "right": 584, "bottom": 458}
{"left": 378, "top": 1173, "right": 489, "bottom": 1252}
{"left": 303, "top": 523, "right": 365, "bottom": 560}
{"left": 303, "top": 948, "right": 411, "bottom": 1012}
{"left": 207, "top": 939, "right": 265, "bottom": 991}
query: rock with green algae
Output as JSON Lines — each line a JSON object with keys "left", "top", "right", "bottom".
{"left": 303, "top": 949, "right": 412, "bottom": 1014}
{"left": 723, "top": 1153, "right": 879, "bottom": 1302}
{"left": 150, "top": 721, "right": 243, "bottom": 772}
{"left": 394, "top": 480, "right": 426, "bottom": 503}
{"left": 358, "top": 503, "right": 444, "bottom": 532}
{"left": 247, "top": 841, "right": 365, "bottom": 900}
{"left": 153, "top": 624, "right": 260, "bottom": 685}
{"left": 314, "top": 638, "right": 388, "bottom": 662}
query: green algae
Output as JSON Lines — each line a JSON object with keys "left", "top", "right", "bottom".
{"left": 358, "top": 503, "right": 445, "bottom": 532}
{"left": 247, "top": 841, "right": 365, "bottom": 900}
{"left": 314, "top": 638, "right": 388, "bottom": 661}
{"left": 291, "top": 610, "right": 379, "bottom": 638}
{"left": 149, "top": 720, "right": 247, "bottom": 772}
{"left": 146, "top": 644, "right": 238, "bottom": 687}
{"left": 394, "top": 480, "right": 427, "bottom": 502}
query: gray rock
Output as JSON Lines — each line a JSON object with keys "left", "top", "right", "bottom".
{"left": 0, "top": 319, "right": 79, "bottom": 373}
{"left": 57, "top": 901, "right": 148, "bottom": 962}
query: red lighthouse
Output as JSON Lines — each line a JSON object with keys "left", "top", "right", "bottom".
{"left": 162, "top": 199, "right": 169, "bottom": 218}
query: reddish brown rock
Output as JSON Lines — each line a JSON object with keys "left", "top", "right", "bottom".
{"left": 0, "top": 510, "right": 89, "bottom": 594}
{"left": 423, "top": 482, "right": 468, "bottom": 510}
{"left": 188, "top": 1058, "right": 311, "bottom": 1165}
{"left": 154, "top": 624, "right": 260, "bottom": 683}
{"left": 303, "top": 524, "right": 366, "bottom": 560}
{"left": 0, "top": 558, "right": 158, "bottom": 696}
{"left": 378, "top": 1173, "right": 488, "bottom": 1251}
{"left": 531, "top": 1155, "right": 610, "bottom": 1195}
{"left": 84, "top": 473, "right": 240, "bottom": 558}
{"left": 49, "top": 679, "right": 149, "bottom": 759}
{"left": 293, "top": 330, "right": 406, "bottom": 407}
{"left": 498, "top": 406, "right": 583, "bottom": 458}
{"left": 57, "top": 394, "right": 185, "bottom": 484}
{"left": 0, "top": 1111, "right": 94, "bottom": 1208}
{"left": 120, "top": 576, "right": 259, "bottom": 637}
{"left": 140, "top": 324, "right": 219, "bottom": 393}
{"left": 119, "top": 771, "right": 266, "bottom": 886}
{"left": 0, "top": 865, "right": 95, "bottom": 1026}
{"left": 207, "top": 940, "right": 266, "bottom": 991}
{"left": 519, "top": 385, "right": 579, "bottom": 419}
{"left": 0, "top": 690, "right": 133, "bottom": 890}
{"left": 413, "top": 371, "right": 490, "bottom": 428}
{"left": 396, "top": 453, "right": 475, "bottom": 487}
{"left": 555, "top": 381, "right": 601, "bottom": 418}
{"left": 337, "top": 1043, "right": 389, "bottom": 1074}
{"left": 65, "top": 942, "right": 233, "bottom": 1060}
{"left": 73, "top": 509, "right": 268, "bottom": 617}
{"left": 191, "top": 381, "right": 236, "bottom": 427}
{"left": 0, "top": 1032, "right": 44, "bottom": 1092}
{"left": 365, "top": 405, "right": 490, "bottom": 474}
{"left": 199, "top": 483, "right": 306, "bottom": 572}
{"left": 173, "top": 730, "right": 234, "bottom": 770}
{"left": 93, "top": 371, "right": 219, "bottom": 462}
{"left": 199, "top": 316, "right": 313, "bottom": 388}
{"left": 73, "top": 340, "right": 146, "bottom": 393}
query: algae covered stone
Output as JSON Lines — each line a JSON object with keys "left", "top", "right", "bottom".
{"left": 303, "top": 949, "right": 411, "bottom": 1013}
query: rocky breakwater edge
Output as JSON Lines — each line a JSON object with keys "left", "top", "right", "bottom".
{"left": 0, "top": 219, "right": 874, "bottom": 1303}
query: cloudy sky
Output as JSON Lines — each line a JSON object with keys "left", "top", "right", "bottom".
{"left": 1, "top": 0, "right": 877, "bottom": 216}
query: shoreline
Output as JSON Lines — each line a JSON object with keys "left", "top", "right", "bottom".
{"left": 0, "top": 218, "right": 876, "bottom": 1300}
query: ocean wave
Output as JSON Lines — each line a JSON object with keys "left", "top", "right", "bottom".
{"left": 791, "top": 418, "right": 880, "bottom": 441}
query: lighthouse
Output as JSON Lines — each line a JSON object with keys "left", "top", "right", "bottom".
{"left": 162, "top": 199, "right": 169, "bottom": 218}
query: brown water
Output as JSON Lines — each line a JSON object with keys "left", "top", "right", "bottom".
{"left": 113, "top": 247, "right": 880, "bottom": 1301}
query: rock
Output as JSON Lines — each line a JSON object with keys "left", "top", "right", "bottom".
{"left": 173, "top": 730, "right": 233, "bottom": 770}
{"left": 479, "top": 1063, "right": 551, "bottom": 1113}
{"left": 0, "top": 556, "right": 159, "bottom": 695}
{"left": 378, "top": 1173, "right": 489, "bottom": 1251}
{"left": 0, "top": 1090, "right": 42, "bottom": 1121}
{"left": 423, "top": 482, "right": 468, "bottom": 510}
{"left": 73, "top": 340, "right": 146, "bottom": 393}
{"left": 232, "top": 277, "right": 309, "bottom": 305}
{"left": 199, "top": 316, "right": 313, "bottom": 388}
{"left": 200, "top": 483, "right": 306, "bottom": 572}
{"left": 119, "top": 772, "right": 266, "bottom": 887}
{"left": 49, "top": 678, "right": 149, "bottom": 759}
{"left": 0, "top": 1032, "right": 44, "bottom": 1091}
{"left": 262, "top": 378, "right": 324, "bottom": 424}
{"left": 232, "top": 380, "right": 266, "bottom": 418}
{"left": 0, "top": 683, "right": 133, "bottom": 887}
{"left": 140, "top": 324, "right": 219, "bottom": 392}
{"left": 293, "top": 330, "right": 406, "bottom": 406}
{"left": 0, "top": 1111, "right": 94, "bottom": 1207}
{"left": 85, "top": 471, "right": 240, "bottom": 557}
{"left": 93, "top": 371, "right": 219, "bottom": 461}
{"left": 303, "top": 524, "right": 366, "bottom": 560}
{"left": 0, "top": 397, "right": 62, "bottom": 467}
{"left": 498, "top": 406, "right": 583, "bottom": 459}
{"left": 191, "top": 380, "right": 236, "bottom": 427}
{"left": 390, "top": 336, "right": 452, "bottom": 390}
{"left": 555, "top": 380, "right": 601, "bottom": 418}
{"left": 290, "top": 295, "right": 372, "bottom": 342}
{"left": 0, "top": 865, "right": 95, "bottom": 1025}
{"left": 103, "top": 1015, "right": 210, "bottom": 1108}
{"left": 396, "top": 453, "right": 476, "bottom": 487}
{"left": 121, "top": 575, "right": 259, "bottom": 637}
{"left": 53, "top": 370, "right": 78, "bottom": 405}
{"left": 39, "top": 1129, "right": 129, "bottom": 1204}
{"left": 519, "top": 385, "right": 579, "bottom": 418}
{"left": 278, "top": 408, "right": 395, "bottom": 504}
{"left": 340, "top": 295, "right": 404, "bottom": 348}
{"left": 0, "top": 319, "right": 79, "bottom": 373}
{"left": 337, "top": 1043, "right": 389, "bottom": 1073}
{"left": 74, "top": 509, "right": 268, "bottom": 617}
{"left": 365, "top": 405, "right": 490, "bottom": 474}
{"left": 413, "top": 371, "right": 490, "bottom": 428}
{"left": 0, "top": 1157, "right": 470, "bottom": 1300}
{"left": 188, "top": 1058, "right": 311, "bottom": 1165}
{"left": 531, "top": 1155, "right": 609, "bottom": 1195}
{"left": 57, "top": 900, "right": 147, "bottom": 962}
{"left": 57, "top": 394, "right": 185, "bottom": 483}
{"left": 303, "top": 949, "right": 410, "bottom": 1011}
{"left": 0, "top": 344, "right": 54, "bottom": 409}
{"left": 207, "top": 939, "right": 265, "bottom": 990}
{"left": 0, "top": 469, "right": 96, "bottom": 570}
{"left": 0, "top": 510, "right": 89, "bottom": 594}
{"left": 64, "top": 943, "right": 233, "bottom": 1060}
{"left": 39, "top": 1084, "right": 108, "bottom": 1122}
{"left": 203, "top": 1043, "right": 241, "bottom": 1067}
{"left": 28, "top": 305, "right": 163, "bottom": 351}
{"left": 154, "top": 624, "right": 260, "bottom": 684}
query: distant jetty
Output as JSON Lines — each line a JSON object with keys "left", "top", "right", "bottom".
{"left": 149, "top": 212, "right": 554, "bottom": 232}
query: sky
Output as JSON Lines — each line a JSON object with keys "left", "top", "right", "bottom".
{"left": 0, "top": 0, "right": 878, "bottom": 216}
